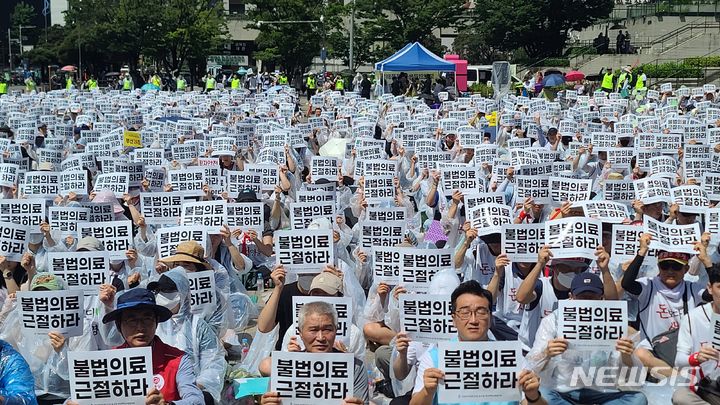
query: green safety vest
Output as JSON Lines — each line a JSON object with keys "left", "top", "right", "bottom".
{"left": 278, "top": 75, "right": 288, "bottom": 85}
{"left": 177, "top": 78, "right": 186, "bottom": 90}
{"left": 635, "top": 74, "right": 645, "bottom": 90}
{"left": 335, "top": 78, "right": 344, "bottom": 90}
{"left": 66, "top": 78, "right": 73, "bottom": 90}
{"left": 123, "top": 78, "right": 132, "bottom": 90}
{"left": 616, "top": 72, "right": 627, "bottom": 91}
{"left": 0, "top": 83, "right": 6, "bottom": 94}
{"left": 152, "top": 76, "right": 161, "bottom": 87}
{"left": 206, "top": 77, "right": 215, "bottom": 89}
{"left": 307, "top": 77, "right": 316, "bottom": 89}
{"left": 601, "top": 73, "right": 614, "bottom": 90}
{"left": 87, "top": 79, "right": 98, "bottom": 90}
{"left": 231, "top": 78, "right": 240, "bottom": 89}
{"left": 26, "top": 80, "right": 36, "bottom": 92}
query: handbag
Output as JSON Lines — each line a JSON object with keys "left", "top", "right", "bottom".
{"left": 697, "top": 377, "right": 720, "bottom": 405}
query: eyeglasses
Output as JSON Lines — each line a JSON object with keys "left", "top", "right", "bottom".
{"left": 454, "top": 307, "right": 491, "bottom": 320}
{"left": 659, "top": 261, "right": 685, "bottom": 272}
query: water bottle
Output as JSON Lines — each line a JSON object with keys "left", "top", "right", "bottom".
{"left": 240, "top": 338, "right": 250, "bottom": 361}
{"left": 367, "top": 370, "right": 375, "bottom": 399}
{"left": 256, "top": 272, "right": 264, "bottom": 294}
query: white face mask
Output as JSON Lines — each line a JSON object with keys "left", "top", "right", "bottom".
{"left": 556, "top": 271, "right": 578, "bottom": 289}
{"left": 155, "top": 291, "right": 181, "bottom": 311}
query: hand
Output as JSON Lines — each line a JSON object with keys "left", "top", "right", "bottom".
{"left": 545, "top": 338, "right": 568, "bottom": 358}
{"left": 638, "top": 233, "right": 652, "bottom": 256}
{"left": 421, "top": 368, "right": 445, "bottom": 393}
{"left": 517, "top": 369, "right": 541, "bottom": 399}
{"left": 495, "top": 253, "right": 510, "bottom": 271}
{"left": 333, "top": 230, "right": 341, "bottom": 243}
{"left": 220, "top": 225, "right": 233, "bottom": 247}
{"left": 377, "top": 282, "right": 390, "bottom": 300}
{"left": 391, "top": 286, "right": 408, "bottom": 302}
{"left": 395, "top": 331, "right": 411, "bottom": 355}
{"left": 669, "top": 203, "right": 679, "bottom": 219}
{"left": 260, "top": 392, "right": 282, "bottom": 405}
{"left": 341, "top": 397, "right": 364, "bottom": 405}
{"left": 145, "top": 387, "right": 166, "bottom": 405}
{"left": 538, "top": 245, "right": 553, "bottom": 266}
{"left": 464, "top": 226, "right": 478, "bottom": 246}
{"left": 270, "top": 265, "right": 286, "bottom": 288}
{"left": 357, "top": 251, "right": 368, "bottom": 264}
{"left": 695, "top": 232, "right": 712, "bottom": 267}
{"left": 506, "top": 166, "right": 515, "bottom": 180}
{"left": 163, "top": 183, "right": 174, "bottom": 192}
{"left": 698, "top": 345, "right": 720, "bottom": 363}
{"left": 137, "top": 216, "right": 147, "bottom": 229}
{"left": 40, "top": 222, "right": 51, "bottom": 236}
{"left": 288, "top": 336, "right": 302, "bottom": 352}
{"left": 155, "top": 261, "right": 169, "bottom": 274}
{"left": 595, "top": 246, "right": 610, "bottom": 272}
{"left": 322, "top": 264, "right": 343, "bottom": 278}
{"left": 127, "top": 272, "right": 141, "bottom": 287}
{"left": 20, "top": 252, "right": 35, "bottom": 272}
{"left": 632, "top": 199, "right": 644, "bottom": 215}
{"left": 333, "top": 340, "right": 349, "bottom": 353}
{"left": 99, "top": 284, "right": 117, "bottom": 307}
{"left": 48, "top": 332, "right": 66, "bottom": 353}
{"left": 616, "top": 337, "right": 635, "bottom": 355}
{"left": 451, "top": 190, "right": 463, "bottom": 204}
{"left": 559, "top": 201, "right": 572, "bottom": 218}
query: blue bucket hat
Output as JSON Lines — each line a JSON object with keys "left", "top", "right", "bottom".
{"left": 102, "top": 287, "right": 173, "bottom": 324}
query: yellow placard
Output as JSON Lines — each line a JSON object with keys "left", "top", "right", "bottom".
{"left": 123, "top": 131, "right": 142, "bottom": 148}
{"left": 487, "top": 111, "right": 497, "bottom": 127}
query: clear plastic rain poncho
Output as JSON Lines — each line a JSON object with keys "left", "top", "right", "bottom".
{"left": 152, "top": 268, "right": 227, "bottom": 403}
{"left": 0, "top": 339, "right": 38, "bottom": 405}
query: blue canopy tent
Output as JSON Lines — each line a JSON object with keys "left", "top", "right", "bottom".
{"left": 374, "top": 42, "right": 455, "bottom": 95}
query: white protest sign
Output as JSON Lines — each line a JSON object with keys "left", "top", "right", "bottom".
{"left": 17, "top": 290, "right": 84, "bottom": 337}
{"left": 515, "top": 175, "right": 550, "bottom": 204}
{"left": 168, "top": 168, "right": 206, "bottom": 197}
{"left": 0, "top": 198, "right": 46, "bottom": 227}
{"left": 114, "top": 161, "right": 145, "bottom": 188}
{"left": 226, "top": 171, "right": 262, "bottom": 198}
{"left": 49, "top": 207, "right": 90, "bottom": 233}
{"left": 0, "top": 221, "right": 29, "bottom": 261}
{"left": 133, "top": 148, "right": 165, "bottom": 167}
{"left": 441, "top": 167, "right": 481, "bottom": 196}
{"left": 292, "top": 296, "right": 353, "bottom": 346}
{"left": 611, "top": 224, "right": 658, "bottom": 265}
{"left": 227, "top": 202, "right": 265, "bottom": 232}
{"left": 271, "top": 351, "right": 354, "bottom": 405}
{"left": 275, "top": 229, "right": 334, "bottom": 272}
{"left": 603, "top": 180, "right": 635, "bottom": 203}
{"left": 545, "top": 217, "right": 602, "bottom": 260}
{"left": 634, "top": 177, "right": 673, "bottom": 205}
{"left": 290, "top": 201, "right": 335, "bottom": 230}
{"left": 80, "top": 202, "right": 114, "bottom": 223}
{"left": 363, "top": 175, "right": 395, "bottom": 204}
{"left": 77, "top": 220, "right": 133, "bottom": 260}
{"left": 69, "top": 347, "right": 153, "bottom": 405}
{"left": 707, "top": 208, "right": 720, "bottom": 244}
{"left": 139, "top": 192, "right": 186, "bottom": 225}
{"left": 399, "top": 294, "right": 456, "bottom": 343}
{"left": 438, "top": 341, "right": 521, "bottom": 403}
{"left": 671, "top": 185, "right": 709, "bottom": 214}
{"left": 60, "top": 171, "right": 89, "bottom": 196}
{"left": 0, "top": 163, "right": 19, "bottom": 187}
{"left": 399, "top": 248, "right": 454, "bottom": 294}
{"left": 580, "top": 200, "right": 631, "bottom": 223}
{"left": 360, "top": 221, "right": 405, "bottom": 250}
{"left": 712, "top": 312, "right": 720, "bottom": 350}
{"left": 558, "top": 300, "right": 628, "bottom": 350}
{"left": 501, "top": 223, "right": 545, "bottom": 262}
{"left": 643, "top": 216, "right": 701, "bottom": 255}
{"left": 310, "top": 156, "right": 339, "bottom": 182}
{"left": 21, "top": 171, "right": 60, "bottom": 198}
{"left": 467, "top": 203, "right": 512, "bottom": 236}
{"left": 94, "top": 172, "right": 129, "bottom": 197}
{"left": 549, "top": 177, "right": 593, "bottom": 205}
{"left": 156, "top": 226, "right": 208, "bottom": 260}
{"left": 180, "top": 200, "right": 227, "bottom": 233}
{"left": 245, "top": 164, "right": 280, "bottom": 191}
{"left": 366, "top": 206, "right": 407, "bottom": 222}
{"left": 48, "top": 251, "right": 110, "bottom": 293}
{"left": 371, "top": 247, "right": 401, "bottom": 285}
{"left": 171, "top": 143, "right": 197, "bottom": 164}
{"left": 187, "top": 271, "right": 217, "bottom": 315}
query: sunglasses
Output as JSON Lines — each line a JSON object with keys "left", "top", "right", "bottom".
{"left": 659, "top": 261, "right": 685, "bottom": 272}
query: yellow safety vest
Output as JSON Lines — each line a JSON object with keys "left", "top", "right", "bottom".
{"left": 152, "top": 76, "right": 161, "bottom": 87}
{"left": 87, "top": 79, "right": 98, "bottom": 90}
{"left": 616, "top": 72, "right": 627, "bottom": 91}
{"left": 66, "top": 78, "right": 73, "bottom": 90}
{"left": 26, "top": 80, "right": 36, "bottom": 92}
{"left": 123, "top": 78, "right": 132, "bottom": 90}
{"left": 206, "top": 77, "right": 215, "bottom": 89}
{"left": 278, "top": 75, "right": 288, "bottom": 85}
{"left": 177, "top": 78, "right": 186, "bottom": 90}
{"left": 307, "top": 77, "right": 316, "bottom": 89}
{"left": 335, "top": 78, "right": 344, "bottom": 90}
{"left": 635, "top": 74, "right": 645, "bottom": 90}
{"left": 231, "top": 78, "right": 240, "bottom": 89}
{"left": 601, "top": 73, "right": 614, "bottom": 90}
{"left": 0, "top": 83, "right": 6, "bottom": 94}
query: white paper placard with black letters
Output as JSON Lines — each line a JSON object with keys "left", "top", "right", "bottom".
{"left": 48, "top": 251, "right": 110, "bottom": 293}
{"left": 156, "top": 226, "right": 208, "bottom": 260}
{"left": 399, "top": 294, "right": 456, "bottom": 343}
{"left": 558, "top": 300, "right": 628, "bottom": 350}
{"left": 139, "top": 192, "right": 186, "bottom": 225}
{"left": 545, "top": 217, "right": 602, "bottom": 260}
{"left": 49, "top": 207, "right": 90, "bottom": 233}
{"left": 643, "top": 216, "right": 701, "bottom": 255}
{"left": 275, "top": 229, "right": 334, "bottom": 273}
{"left": 180, "top": 200, "right": 227, "bottom": 234}
{"left": 227, "top": 202, "right": 265, "bottom": 232}
{"left": 271, "top": 351, "right": 354, "bottom": 405}
{"left": 501, "top": 223, "right": 545, "bottom": 262}
{"left": 0, "top": 221, "right": 29, "bottom": 261}
{"left": 292, "top": 296, "right": 353, "bottom": 346}
{"left": 187, "top": 271, "right": 217, "bottom": 315}
{"left": 17, "top": 290, "right": 84, "bottom": 337}
{"left": 77, "top": 220, "right": 133, "bottom": 260}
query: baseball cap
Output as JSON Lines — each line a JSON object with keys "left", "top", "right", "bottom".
{"left": 658, "top": 251, "right": 690, "bottom": 265}
{"left": 310, "top": 272, "right": 343, "bottom": 295}
{"left": 570, "top": 273, "right": 604, "bottom": 296}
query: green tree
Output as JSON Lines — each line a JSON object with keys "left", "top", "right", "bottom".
{"left": 472, "top": 0, "right": 613, "bottom": 59}
{"left": 245, "top": 0, "right": 347, "bottom": 75}
{"left": 11, "top": 2, "right": 35, "bottom": 36}
{"left": 354, "top": 0, "right": 465, "bottom": 59}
